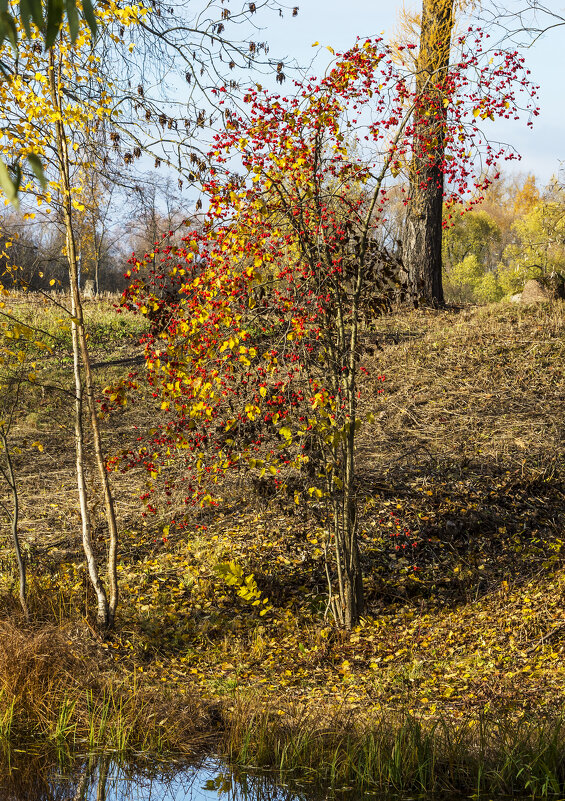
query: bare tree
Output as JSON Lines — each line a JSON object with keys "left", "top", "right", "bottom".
{"left": 479, "top": 0, "right": 565, "bottom": 45}
{"left": 0, "top": 399, "right": 30, "bottom": 622}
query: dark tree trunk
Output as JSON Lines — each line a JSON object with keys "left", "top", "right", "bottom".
{"left": 343, "top": 538, "right": 364, "bottom": 630}
{"left": 403, "top": 0, "right": 455, "bottom": 306}
{"left": 404, "top": 161, "right": 446, "bottom": 303}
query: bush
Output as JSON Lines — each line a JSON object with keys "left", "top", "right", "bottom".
{"left": 497, "top": 260, "right": 543, "bottom": 296}
{"left": 443, "top": 255, "right": 502, "bottom": 304}
{"left": 474, "top": 271, "right": 504, "bottom": 303}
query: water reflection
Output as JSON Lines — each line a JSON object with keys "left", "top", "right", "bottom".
{"left": 0, "top": 752, "right": 307, "bottom": 801}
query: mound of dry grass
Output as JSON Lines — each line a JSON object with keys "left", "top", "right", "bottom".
{"left": 0, "top": 619, "right": 218, "bottom": 753}
{"left": 0, "top": 621, "right": 83, "bottom": 736}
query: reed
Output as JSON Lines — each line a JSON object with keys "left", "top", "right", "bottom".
{"left": 221, "top": 701, "right": 565, "bottom": 798}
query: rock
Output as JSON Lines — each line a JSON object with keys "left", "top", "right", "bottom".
{"left": 520, "top": 279, "right": 552, "bottom": 304}
{"left": 509, "top": 293, "right": 522, "bottom": 303}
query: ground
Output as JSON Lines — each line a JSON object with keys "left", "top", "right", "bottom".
{"left": 1, "top": 295, "right": 564, "bottom": 774}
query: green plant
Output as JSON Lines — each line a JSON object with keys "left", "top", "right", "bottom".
{"left": 214, "top": 561, "right": 271, "bottom": 615}
{"left": 52, "top": 696, "right": 77, "bottom": 746}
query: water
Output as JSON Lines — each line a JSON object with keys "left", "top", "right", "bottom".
{"left": 0, "top": 755, "right": 312, "bottom": 801}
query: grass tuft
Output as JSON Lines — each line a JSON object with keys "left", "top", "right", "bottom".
{"left": 0, "top": 620, "right": 217, "bottom": 756}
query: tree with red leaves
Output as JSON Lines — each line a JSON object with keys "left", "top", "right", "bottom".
{"left": 119, "top": 32, "right": 536, "bottom": 628}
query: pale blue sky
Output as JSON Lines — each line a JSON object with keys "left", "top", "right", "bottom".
{"left": 262, "top": 0, "right": 565, "bottom": 187}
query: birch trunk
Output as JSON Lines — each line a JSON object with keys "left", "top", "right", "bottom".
{"left": 49, "top": 52, "right": 119, "bottom": 627}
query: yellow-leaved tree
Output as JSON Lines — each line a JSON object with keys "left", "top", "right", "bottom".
{"left": 0, "top": 2, "right": 146, "bottom": 627}
{"left": 0, "top": 0, "right": 98, "bottom": 201}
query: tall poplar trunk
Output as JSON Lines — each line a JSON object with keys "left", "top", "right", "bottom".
{"left": 49, "top": 52, "right": 119, "bottom": 628}
{"left": 403, "top": 0, "right": 455, "bottom": 306}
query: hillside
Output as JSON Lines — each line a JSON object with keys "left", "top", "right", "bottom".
{"left": 1, "top": 297, "right": 564, "bottom": 791}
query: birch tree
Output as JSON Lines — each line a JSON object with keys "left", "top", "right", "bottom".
{"left": 0, "top": 9, "right": 129, "bottom": 626}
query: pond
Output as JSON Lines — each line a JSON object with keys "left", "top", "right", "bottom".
{"left": 0, "top": 755, "right": 315, "bottom": 801}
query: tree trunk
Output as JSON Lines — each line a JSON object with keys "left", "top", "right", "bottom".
{"left": 342, "top": 536, "right": 364, "bottom": 630}
{"left": 49, "top": 52, "right": 120, "bottom": 627}
{"left": 324, "top": 288, "right": 364, "bottom": 630}
{"left": 341, "top": 427, "right": 364, "bottom": 629}
{"left": 0, "top": 426, "right": 29, "bottom": 621}
{"left": 329, "top": 500, "right": 364, "bottom": 630}
{"left": 70, "top": 332, "right": 109, "bottom": 627}
{"left": 403, "top": 0, "right": 455, "bottom": 306}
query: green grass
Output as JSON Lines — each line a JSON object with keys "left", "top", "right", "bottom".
{"left": 222, "top": 706, "right": 565, "bottom": 797}
{"left": 1, "top": 292, "right": 147, "bottom": 351}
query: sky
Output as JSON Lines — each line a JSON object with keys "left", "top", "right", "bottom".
{"left": 258, "top": 0, "right": 565, "bottom": 187}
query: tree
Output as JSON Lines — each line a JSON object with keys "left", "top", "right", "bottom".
{"left": 479, "top": 0, "right": 565, "bottom": 47}
{"left": 443, "top": 208, "right": 501, "bottom": 272}
{"left": 47, "top": 46, "right": 120, "bottom": 627}
{"left": 0, "top": 423, "right": 27, "bottom": 619}
{"left": 122, "top": 40, "right": 411, "bottom": 628}
{"left": 512, "top": 173, "right": 540, "bottom": 217}
{"left": 443, "top": 252, "right": 504, "bottom": 303}
{"left": 474, "top": 171, "right": 535, "bottom": 258}
{"left": 500, "top": 186, "right": 565, "bottom": 293}
{"left": 0, "top": 0, "right": 295, "bottom": 201}
{"left": 119, "top": 175, "right": 187, "bottom": 293}
{"left": 0, "top": 332, "right": 37, "bottom": 622}
{"left": 86, "top": 0, "right": 298, "bottom": 193}
{"left": 402, "top": 0, "right": 541, "bottom": 306}
{"left": 0, "top": 11, "right": 128, "bottom": 627}
{"left": 402, "top": 0, "right": 455, "bottom": 305}
{"left": 119, "top": 32, "right": 536, "bottom": 628}
{"left": 0, "top": 0, "right": 98, "bottom": 202}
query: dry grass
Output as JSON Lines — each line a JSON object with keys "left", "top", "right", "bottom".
{"left": 0, "top": 619, "right": 218, "bottom": 753}
{"left": 1, "top": 297, "right": 565, "bottom": 766}
{"left": 0, "top": 621, "right": 83, "bottom": 736}
{"left": 5, "top": 297, "right": 562, "bottom": 576}
{"left": 360, "top": 301, "right": 564, "bottom": 470}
